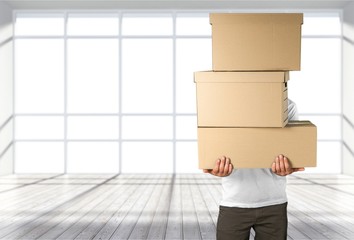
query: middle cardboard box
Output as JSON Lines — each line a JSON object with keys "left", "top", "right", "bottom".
{"left": 194, "top": 71, "right": 289, "bottom": 127}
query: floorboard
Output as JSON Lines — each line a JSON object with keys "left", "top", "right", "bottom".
{"left": 0, "top": 173, "right": 353, "bottom": 239}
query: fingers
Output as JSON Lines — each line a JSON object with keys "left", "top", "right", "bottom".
{"left": 272, "top": 155, "right": 281, "bottom": 174}
{"left": 283, "top": 156, "right": 290, "bottom": 170}
{"left": 217, "top": 157, "right": 225, "bottom": 174}
{"left": 293, "top": 167, "right": 305, "bottom": 172}
{"left": 279, "top": 155, "right": 285, "bottom": 172}
{"left": 272, "top": 155, "right": 305, "bottom": 176}
{"left": 214, "top": 156, "right": 229, "bottom": 176}
{"left": 272, "top": 155, "right": 291, "bottom": 176}
{"left": 213, "top": 158, "right": 221, "bottom": 174}
{"left": 271, "top": 160, "right": 276, "bottom": 173}
{"left": 204, "top": 156, "right": 233, "bottom": 177}
{"left": 205, "top": 154, "right": 303, "bottom": 177}
{"left": 228, "top": 161, "right": 234, "bottom": 175}
{"left": 223, "top": 157, "right": 234, "bottom": 176}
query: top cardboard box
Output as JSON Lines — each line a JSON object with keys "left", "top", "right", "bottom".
{"left": 210, "top": 13, "right": 303, "bottom": 71}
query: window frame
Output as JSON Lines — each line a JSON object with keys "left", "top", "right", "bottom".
{"left": 12, "top": 10, "right": 343, "bottom": 174}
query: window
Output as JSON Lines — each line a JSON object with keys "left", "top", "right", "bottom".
{"left": 14, "top": 12, "right": 341, "bottom": 173}
{"left": 288, "top": 13, "right": 342, "bottom": 173}
{"left": 67, "top": 13, "right": 119, "bottom": 36}
{"left": 15, "top": 39, "right": 64, "bottom": 114}
{"left": 67, "top": 39, "right": 119, "bottom": 113}
{"left": 121, "top": 38, "right": 173, "bottom": 113}
{"left": 14, "top": 12, "right": 211, "bottom": 173}
{"left": 15, "top": 13, "right": 64, "bottom": 36}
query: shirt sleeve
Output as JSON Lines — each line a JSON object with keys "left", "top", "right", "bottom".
{"left": 288, "top": 99, "right": 299, "bottom": 121}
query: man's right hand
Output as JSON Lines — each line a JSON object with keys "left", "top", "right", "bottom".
{"left": 203, "top": 156, "right": 233, "bottom": 177}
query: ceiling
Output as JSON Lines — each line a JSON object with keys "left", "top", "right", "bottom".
{"left": 3, "top": 0, "right": 354, "bottom": 10}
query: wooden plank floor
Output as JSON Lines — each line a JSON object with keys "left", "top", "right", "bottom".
{"left": 0, "top": 173, "right": 354, "bottom": 240}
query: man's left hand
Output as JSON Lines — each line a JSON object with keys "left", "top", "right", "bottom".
{"left": 271, "top": 154, "right": 305, "bottom": 176}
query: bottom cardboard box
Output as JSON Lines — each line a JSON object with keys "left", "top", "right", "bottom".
{"left": 198, "top": 121, "right": 317, "bottom": 169}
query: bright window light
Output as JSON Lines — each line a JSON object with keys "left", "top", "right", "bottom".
{"left": 15, "top": 39, "right": 64, "bottom": 113}
{"left": 302, "top": 15, "right": 341, "bottom": 36}
{"left": 13, "top": 12, "right": 342, "bottom": 174}
{"left": 176, "top": 116, "right": 197, "bottom": 140}
{"left": 67, "top": 142, "right": 119, "bottom": 173}
{"left": 312, "top": 142, "right": 342, "bottom": 173}
{"left": 67, "top": 39, "right": 119, "bottom": 114}
{"left": 176, "top": 39, "right": 211, "bottom": 113}
{"left": 176, "top": 142, "right": 199, "bottom": 173}
{"left": 289, "top": 38, "right": 341, "bottom": 114}
{"left": 122, "top": 38, "right": 173, "bottom": 113}
{"left": 122, "top": 14, "right": 172, "bottom": 35}
{"left": 15, "top": 14, "right": 64, "bottom": 36}
{"left": 15, "top": 116, "right": 64, "bottom": 140}
{"left": 67, "top": 116, "right": 119, "bottom": 140}
{"left": 176, "top": 14, "right": 211, "bottom": 36}
{"left": 15, "top": 142, "right": 64, "bottom": 173}
{"left": 122, "top": 116, "right": 173, "bottom": 140}
{"left": 67, "top": 14, "right": 119, "bottom": 36}
{"left": 122, "top": 142, "right": 173, "bottom": 173}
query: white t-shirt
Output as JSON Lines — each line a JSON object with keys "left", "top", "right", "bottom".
{"left": 220, "top": 99, "right": 299, "bottom": 208}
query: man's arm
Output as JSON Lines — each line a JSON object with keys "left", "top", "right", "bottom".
{"left": 272, "top": 154, "right": 305, "bottom": 176}
{"left": 203, "top": 156, "right": 233, "bottom": 177}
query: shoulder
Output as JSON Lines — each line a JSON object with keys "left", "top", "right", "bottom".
{"left": 288, "top": 99, "right": 298, "bottom": 120}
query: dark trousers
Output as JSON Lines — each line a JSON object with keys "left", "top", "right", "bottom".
{"left": 216, "top": 203, "right": 288, "bottom": 240}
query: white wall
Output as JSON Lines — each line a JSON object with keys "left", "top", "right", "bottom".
{"left": 0, "top": 2, "right": 14, "bottom": 175}
{"left": 343, "top": 1, "right": 354, "bottom": 175}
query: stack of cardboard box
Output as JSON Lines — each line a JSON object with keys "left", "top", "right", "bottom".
{"left": 195, "top": 13, "right": 317, "bottom": 169}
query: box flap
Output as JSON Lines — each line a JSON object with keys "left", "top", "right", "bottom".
{"left": 194, "top": 71, "right": 289, "bottom": 83}
{"left": 210, "top": 13, "right": 303, "bottom": 25}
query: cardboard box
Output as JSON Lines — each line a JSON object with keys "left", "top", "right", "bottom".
{"left": 198, "top": 121, "right": 317, "bottom": 169}
{"left": 210, "top": 13, "right": 303, "bottom": 71}
{"left": 195, "top": 71, "right": 289, "bottom": 127}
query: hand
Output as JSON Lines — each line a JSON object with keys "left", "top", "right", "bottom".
{"left": 203, "top": 156, "right": 233, "bottom": 177}
{"left": 272, "top": 154, "right": 305, "bottom": 176}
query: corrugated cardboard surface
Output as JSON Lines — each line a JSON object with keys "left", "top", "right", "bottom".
{"left": 198, "top": 121, "right": 317, "bottom": 169}
{"left": 195, "top": 71, "right": 289, "bottom": 127}
{"left": 210, "top": 13, "right": 303, "bottom": 71}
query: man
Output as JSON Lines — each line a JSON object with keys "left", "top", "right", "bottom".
{"left": 203, "top": 99, "right": 304, "bottom": 240}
